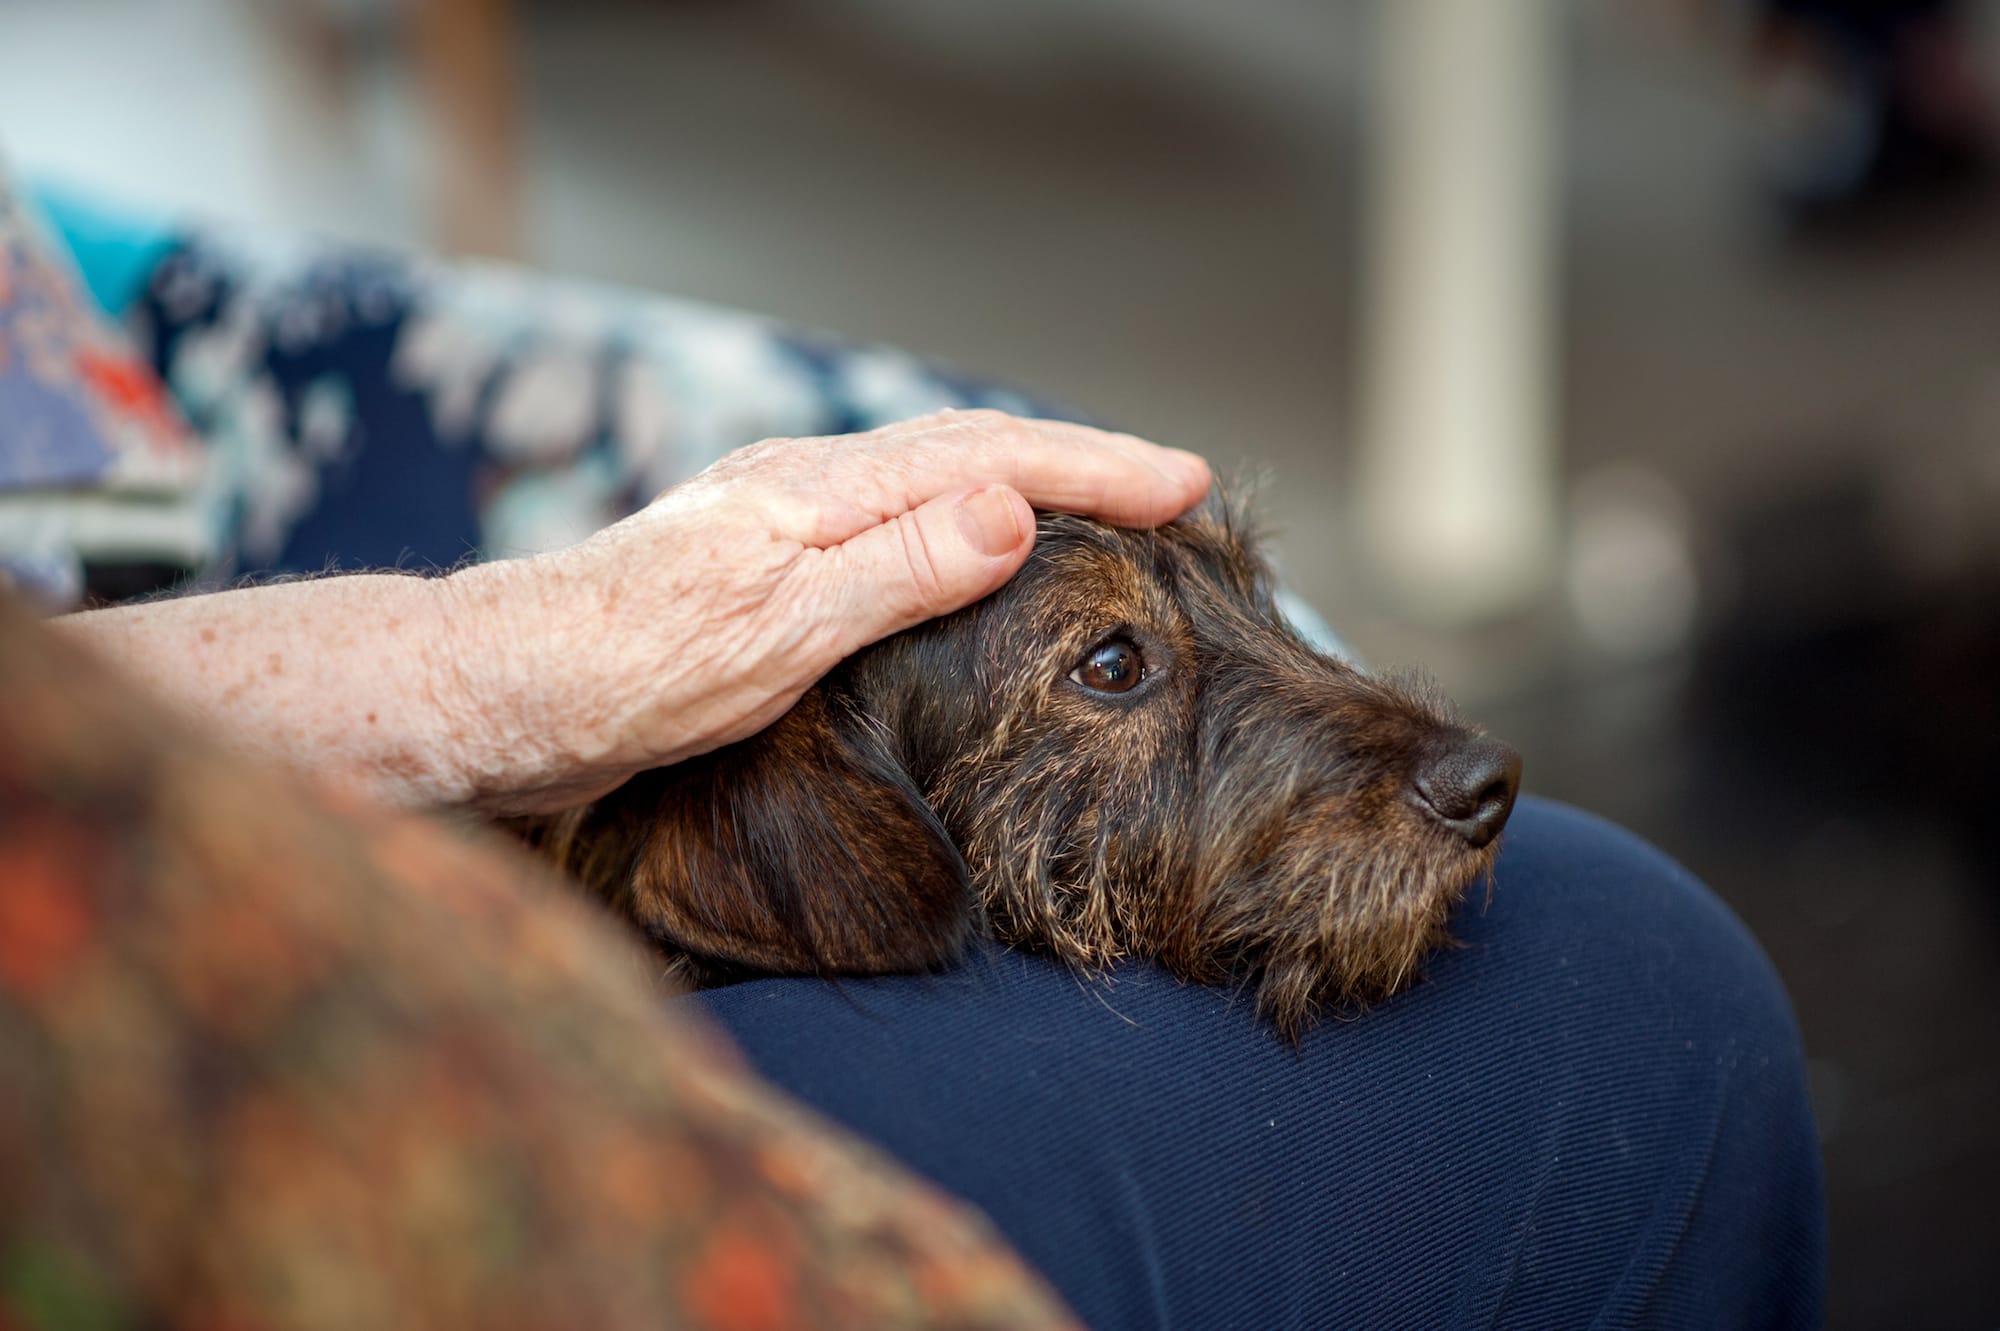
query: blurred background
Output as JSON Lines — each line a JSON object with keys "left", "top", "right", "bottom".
{"left": 3, "top": 0, "right": 1996, "bottom": 1323}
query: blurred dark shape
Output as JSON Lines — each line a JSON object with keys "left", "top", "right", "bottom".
{"left": 1751, "top": 0, "right": 1997, "bottom": 224}
{"left": 1696, "top": 460, "right": 2000, "bottom": 887}
{"left": 80, "top": 562, "right": 187, "bottom": 608}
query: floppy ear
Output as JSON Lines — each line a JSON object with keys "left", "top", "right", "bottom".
{"left": 530, "top": 687, "right": 976, "bottom": 984}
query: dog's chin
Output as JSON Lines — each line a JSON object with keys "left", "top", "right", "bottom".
{"left": 1209, "top": 830, "right": 1502, "bottom": 1041}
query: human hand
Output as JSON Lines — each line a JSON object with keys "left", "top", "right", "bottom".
{"left": 443, "top": 410, "right": 1210, "bottom": 814}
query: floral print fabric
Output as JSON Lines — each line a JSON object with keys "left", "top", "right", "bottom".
{"left": 121, "top": 226, "right": 1055, "bottom": 587}
{"left": 0, "top": 593, "right": 1079, "bottom": 1331}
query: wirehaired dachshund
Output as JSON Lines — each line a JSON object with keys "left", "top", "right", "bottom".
{"left": 517, "top": 494, "right": 1521, "bottom": 1036}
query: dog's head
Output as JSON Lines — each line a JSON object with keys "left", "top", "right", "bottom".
{"left": 542, "top": 494, "right": 1520, "bottom": 1035}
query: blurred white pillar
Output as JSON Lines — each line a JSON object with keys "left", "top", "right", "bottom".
{"left": 1355, "top": 0, "right": 1561, "bottom": 623}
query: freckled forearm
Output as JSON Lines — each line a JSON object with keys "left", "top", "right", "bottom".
{"left": 51, "top": 574, "right": 500, "bottom": 811}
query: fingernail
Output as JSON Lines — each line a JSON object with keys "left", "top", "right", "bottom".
{"left": 1166, "top": 448, "right": 1211, "bottom": 487}
{"left": 955, "top": 486, "right": 1023, "bottom": 557}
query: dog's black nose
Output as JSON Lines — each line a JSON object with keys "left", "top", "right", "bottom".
{"left": 1411, "top": 738, "right": 1522, "bottom": 849}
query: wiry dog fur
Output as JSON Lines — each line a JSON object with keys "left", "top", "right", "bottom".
{"left": 518, "top": 493, "right": 1519, "bottom": 1037}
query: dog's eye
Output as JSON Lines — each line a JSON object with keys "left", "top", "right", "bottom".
{"left": 1071, "top": 639, "right": 1144, "bottom": 694}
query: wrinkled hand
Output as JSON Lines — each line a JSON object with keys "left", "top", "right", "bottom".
{"left": 445, "top": 411, "right": 1210, "bottom": 814}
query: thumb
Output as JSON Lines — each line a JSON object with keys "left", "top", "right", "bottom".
{"left": 817, "top": 484, "right": 1035, "bottom": 661}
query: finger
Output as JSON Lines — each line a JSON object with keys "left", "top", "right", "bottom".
{"left": 880, "top": 411, "right": 1212, "bottom": 524}
{"left": 803, "top": 483, "right": 1036, "bottom": 664}
{"left": 763, "top": 411, "right": 1211, "bottom": 545}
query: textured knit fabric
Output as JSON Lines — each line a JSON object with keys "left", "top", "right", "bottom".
{"left": 696, "top": 796, "right": 1827, "bottom": 1331}
{"left": 0, "top": 165, "right": 204, "bottom": 604}
{"left": 22, "top": 181, "right": 179, "bottom": 318}
{"left": 0, "top": 594, "right": 1080, "bottom": 1331}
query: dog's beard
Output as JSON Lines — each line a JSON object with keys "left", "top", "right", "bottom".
{"left": 936, "top": 758, "right": 1498, "bottom": 1039}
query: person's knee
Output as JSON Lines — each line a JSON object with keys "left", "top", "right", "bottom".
{"left": 1459, "top": 798, "right": 1826, "bottom": 1327}
{"left": 693, "top": 796, "right": 1826, "bottom": 1328}
{"left": 1476, "top": 799, "right": 1814, "bottom": 1120}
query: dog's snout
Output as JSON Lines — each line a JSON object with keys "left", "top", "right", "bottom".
{"left": 1411, "top": 738, "right": 1522, "bottom": 849}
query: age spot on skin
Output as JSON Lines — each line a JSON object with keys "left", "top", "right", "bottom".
{"left": 199, "top": 628, "right": 216, "bottom": 645}
{"left": 266, "top": 653, "right": 284, "bottom": 676}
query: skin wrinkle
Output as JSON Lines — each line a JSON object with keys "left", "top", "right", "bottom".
{"left": 546, "top": 520, "right": 794, "bottom": 777}
{"left": 518, "top": 493, "right": 1517, "bottom": 1037}
{"left": 888, "top": 512, "right": 952, "bottom": 619}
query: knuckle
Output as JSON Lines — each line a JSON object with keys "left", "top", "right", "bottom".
{"left": 884, "top": 408, "right": 957, "bottom": 436}
{"left": 908, "top": 405, "right": 1012, "bottom": 439}
{"left": 739, "top": 436, "right": 794, "bottom": 468}
{"left": 956, "top": 406, "right": 1015, "bottom": 435}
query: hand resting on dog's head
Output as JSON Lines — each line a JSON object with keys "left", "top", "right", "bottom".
{"left": 53, "top": 410, "right": 1210, "bottom": 815}
{"left": 518, "top": 494, "right": 1522, "bottom": 1037}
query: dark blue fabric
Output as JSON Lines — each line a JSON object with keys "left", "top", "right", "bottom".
{"left": 693, "top": 797, "right": 1826, "bottom": 1330}
{"left": 262, "top": 305, "right": 485, "bottom": 576}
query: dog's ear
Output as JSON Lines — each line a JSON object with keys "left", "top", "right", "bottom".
{"left": 541, "top": 687, "right": 976, "bottom": 982}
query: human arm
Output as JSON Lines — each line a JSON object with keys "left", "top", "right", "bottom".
{"left": 51, "top": 410, "right": 1210, "bottom": 815}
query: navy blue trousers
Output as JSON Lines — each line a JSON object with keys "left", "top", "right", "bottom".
{"left": 693, "top": 797, "right": 1827, "bottom": 1330}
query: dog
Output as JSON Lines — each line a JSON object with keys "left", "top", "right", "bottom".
{"left": 517, "top": 493, "right": 1521, "bottom": 1036}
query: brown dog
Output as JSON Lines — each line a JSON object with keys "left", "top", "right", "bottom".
{"left": 519, "top": 494, "right": 1520, "bottom": 1036}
